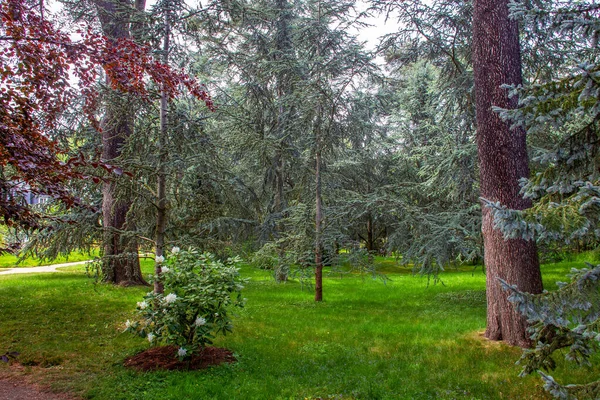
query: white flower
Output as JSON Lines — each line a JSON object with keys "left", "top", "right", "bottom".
{"left": 214, "top": 313, "right": 219, "bottom": 317}
{"left": 147, "top": 333, "right": 155, "bottom": 342}
{"left": 171, "top": 246, "right": 181, "bottom": 254}
{"left": 125, "top": 319, "right": 132, "bottom": 329}
{"left": 155, "top": 255, "right": 165, "bottom": 263}
{"left": 161, "top": 266, "right": 170, "bottom": 274}
{"left": 164, "top": 293, "right": 177, "bottom": 304}
{"left": 195, "top": 317, "right": 206, "bottom": 327}
{"left": 137, "top": 301, "right": 147, "bottom": 310}
{"left": 177, "top": 347, "right": 187, "bottom": 358}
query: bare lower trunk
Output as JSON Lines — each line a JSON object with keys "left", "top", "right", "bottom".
{"left": 482, "top": 211, "right": 542, "bottom": 346}
{"left": 274, "top": 148, "right": 288, "bottom": 282}
{"left": 473, "top": 0, "right": 543, "bottom": 347}
{"left": 366, "top": 214, "right": 374, "bottom": 252}
{"left": 154, "top": 90, "right": 167, "bottom": 294}
{"left": 100, "top": 97, "right": 146, "bottom": 286}
{"left": 101, "top": 181, "right": 144, "bottom": 285}
{"left": 315, "top": 138, "right": 323, "bottom": 302}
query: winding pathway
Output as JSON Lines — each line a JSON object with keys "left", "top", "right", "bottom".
{"left": 0, "top": 261, "right": 88, "bottom": 275}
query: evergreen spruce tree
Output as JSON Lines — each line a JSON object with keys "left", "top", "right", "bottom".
{"left": 328, "top": 89, "right": 396, "bottom": 258}
{"left": 384, "top": 60, "right": 480, "bottom": 277}
{"left": 370, "top": 0, "right": 481, "bottom": 277}
{"left": 201, "top": 0, "right": 376, "bottom": 296}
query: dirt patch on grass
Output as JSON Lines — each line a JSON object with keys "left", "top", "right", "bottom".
{"left": 124, "top": 346, "right": 236, "bottom": 371}
{"left": 0, "top": 375, "right": 80, "bottom": 400}
{"left": 467, "top": 330, "right": 510, "bottom": 349}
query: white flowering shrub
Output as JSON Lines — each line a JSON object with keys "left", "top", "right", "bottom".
{"left": 126, "top": 247, "right": 247, "bottom": 360}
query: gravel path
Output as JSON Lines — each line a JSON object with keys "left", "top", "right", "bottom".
{"left": 0, "top": 261, "right": 88, "bottom": 275}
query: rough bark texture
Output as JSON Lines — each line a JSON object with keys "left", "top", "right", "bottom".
{"left": 473, "top": 0, "right": 543, "bottom": 347}
{"left": 96, "top": 0, "right": 146, "bottom": 286}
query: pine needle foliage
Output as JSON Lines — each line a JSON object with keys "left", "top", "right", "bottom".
{"left": 501, "top": 265, "right": 600, "bottom": 399}
{"left": 378, "top": 59, "right": 480, "bottom": 279}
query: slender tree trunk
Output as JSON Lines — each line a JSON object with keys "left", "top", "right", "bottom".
{"left": 473, "top": 0, "right": 543, "bottom": 347}
{"left": 154, "top": 1, "right": 171, "bottom": 294}
{"left": 315, "top": 131, "right": 323, "bottom": 302}
{"left": 366, "top": 213, "right": 374, "bottom": 252}
{"left": 313, "top": 0, "right": 324, "bottom": 302}
{"left": 273, "top": 0, "right": 293, "bottom": 282}
{"left": 96, "top": 0, "right": 146, "bottom": 286}
{"left": 274, "top": 149, "right": 288, "bottom": 282}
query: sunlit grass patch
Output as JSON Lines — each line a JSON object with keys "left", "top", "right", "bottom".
{"left": 0, "top": 253, "right": 597, "bottom": 399}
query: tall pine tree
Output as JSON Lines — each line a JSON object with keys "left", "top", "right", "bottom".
{"left": 472, "top": 0, "right": 543, "bottom": 346}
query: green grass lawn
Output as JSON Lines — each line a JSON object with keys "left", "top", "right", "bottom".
{"left": 0, "top": 250, "right": 98, "bottom": 268}
{"left": 0, "top": 255, "right": 598, "bottom": 399}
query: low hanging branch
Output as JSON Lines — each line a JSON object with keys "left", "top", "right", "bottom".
{"left": 0, "top": 0, "right": 213, "bottom": 230}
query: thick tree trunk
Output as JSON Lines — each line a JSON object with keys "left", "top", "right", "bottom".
{"left": 100, "top": 96, "right": 145, "bottom": 285}
{"left": 96, "top": 0, "right": 146, "bottom": 286}
{"left": 473, "top": 0, "right": 543, "bottom": 347}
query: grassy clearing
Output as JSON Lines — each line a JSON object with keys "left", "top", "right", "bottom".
{"left": 0, "top": 250, "right": 98, "bottom": 268}
{"left": 0, "top": 256, "right": 598, "bottom": 399}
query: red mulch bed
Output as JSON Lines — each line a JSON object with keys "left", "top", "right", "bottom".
{"left": 124, "top": 346, "right": 236, "bottom": 372}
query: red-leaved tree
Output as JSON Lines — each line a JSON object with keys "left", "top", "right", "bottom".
{"left": 0, "top": 0, "right": 212, "bottom": 246}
